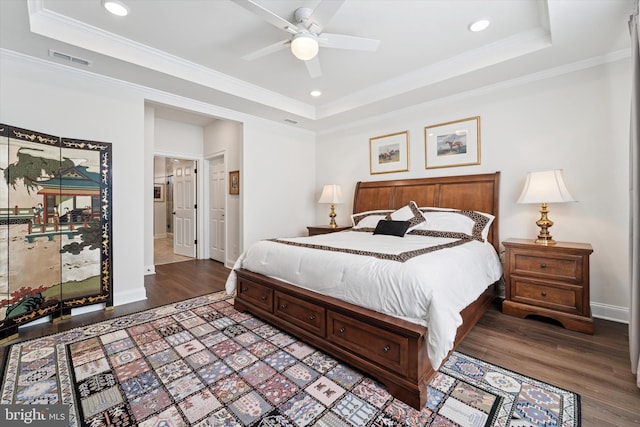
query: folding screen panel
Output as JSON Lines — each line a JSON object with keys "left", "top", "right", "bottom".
{"left": 0, "top": 124, "right": 112, "bottom": 342}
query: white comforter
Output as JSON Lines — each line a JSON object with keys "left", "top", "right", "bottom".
{"left": 225, "top": 230, "right": 503, "bottom": 369}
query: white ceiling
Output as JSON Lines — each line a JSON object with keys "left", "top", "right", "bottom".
{"left": 0, "top": 0, "right": 634, "bottom": 131}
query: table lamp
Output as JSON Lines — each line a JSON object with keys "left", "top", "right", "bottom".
{"left": 318, "top": 184, "right": 343, "bottom": 228}
{"left": 517, "top": 170, "right": 575, "bottom": 245}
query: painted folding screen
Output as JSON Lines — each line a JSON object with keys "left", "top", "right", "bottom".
{"left": 0, "top": 124, "right": 113, "bottom": 342}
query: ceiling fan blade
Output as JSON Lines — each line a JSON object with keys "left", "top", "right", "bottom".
{"left": 233, "top": 0, "right": 299, "bottom": 34}
{"left": 308, "top": 0, "right": 345, "bottom": 33}
{"left": 319, "top": 33, "right": 380, "bottom": 51}
{"left": 242, "top": 39, "right": 290, "bottom": 61}
{"left": 305, "top": 56, "right": 322, "bottom": 79}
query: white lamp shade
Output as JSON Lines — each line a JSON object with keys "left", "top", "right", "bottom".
{"left": 318, "top": 184, "right": 343, "bottom": 204}
{"left": 291, "top": 34, "right": 319, "bottom": 61}
{"left": 517, "top": 170, "right": 575, "bottom": 204}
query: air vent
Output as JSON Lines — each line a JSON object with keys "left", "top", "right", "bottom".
{"left": 284, "top": 118, "right": 298, "bottom": 124}
{"left": 48, "top": 50, "right": 91, "bottom": 67}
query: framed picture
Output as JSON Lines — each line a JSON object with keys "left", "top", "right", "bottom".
{"left": 369, "top": 131, "right": 410, "bottom": 174}
{"left": 424, "top": 116, "right": 480, "bottom": 169}
{"left": 229, "top": 170, "right": 240, "bottom": 195}
{"left": 153, "top": 184, "right": 165, "bottom": 202}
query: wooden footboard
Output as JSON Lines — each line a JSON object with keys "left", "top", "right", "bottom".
{"left": 234, "top": 268, "right": 496, "bottom": 409}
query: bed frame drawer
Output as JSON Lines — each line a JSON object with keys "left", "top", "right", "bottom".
{"left": 327, "top": 310, "right": 408, "bottom": 376}
{"left": 275, "top": 291, "right": 326, "bottom": 336}
{"left": 237, "top": 277, "right": 273, "bottom": 312}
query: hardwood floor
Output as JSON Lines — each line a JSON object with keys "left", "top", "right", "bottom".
{"left": 1, "top": 259, "right": 638, "bottom": 426}
{"left": 459, "top": 307, "right": 639, "bottom": 426}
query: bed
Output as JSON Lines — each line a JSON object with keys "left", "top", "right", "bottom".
{"left": 226, "top": 172, "right": 501, "bottom": 409}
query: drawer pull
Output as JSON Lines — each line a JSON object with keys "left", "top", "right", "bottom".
{"left": 280, "top": 303, "right": 288, "bottom": 310}
{"left": 383, "top": 345, "right": 390, "bottom": 353}
{"left": 541, "top": 291, "right": 547, "bottom": 297}
{"left": 261, "top": 295, "right": 267, "bottom": 301}
{"left": 338, "top": 327, "right": 345, "bottom": 334}
{"left": 540, "top": 263, "right": 547, "bottom": 269}
{"left": 241, "top": 287, "right": 248, "bottom": 292}
{"left": 308, "top": 315, "right": 316, "bottom": 321}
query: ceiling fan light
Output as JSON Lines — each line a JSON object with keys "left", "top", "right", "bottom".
{"left": 102, "top": 0, "right": 129, "bottom": 17}
{"left": 291, "top": 34, "right": 319, "bottom": 61}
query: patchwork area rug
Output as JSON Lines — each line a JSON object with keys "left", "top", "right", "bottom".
{"left": 0, "top": 291, "right": 580, "bottom": 426}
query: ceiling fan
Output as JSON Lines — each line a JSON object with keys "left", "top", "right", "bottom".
{"left": 234, "top": 0, "right": 380, "bottom": 78}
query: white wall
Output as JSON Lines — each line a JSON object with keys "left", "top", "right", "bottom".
{"left": 242, "top": 120, "right": 316, "bottom": 246}
{"left": 143, "top": 106, "right": 155, "bottom": 274}
{"left": 1, "top": 51, "right": 318, "bottom": 311}
{"left": 155, "top": 118, "right": 204, "bottom": 157}
{"left": 316, "top": 58, "right": 631, "bottom": 322}
{"left": 0, "top": 53, "right": 147, "bottom": 306}
{"left": 153, "top": 156, "right": 167, "bottom": 237}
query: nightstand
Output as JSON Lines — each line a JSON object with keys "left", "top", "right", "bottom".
{"left": 307, "top": 225, "right": 351, "bottom": 236}
{"left": 502, "top": 238, "right": 594, "bottom": 334}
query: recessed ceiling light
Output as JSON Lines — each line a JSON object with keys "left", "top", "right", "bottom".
{"left": 310, "top": 90, "right": 322, "bottom": 97}
{"left": 102, "top": 0, "right": 129, "bottom": 17}
{"left": 469, "top": 19, "right": 490, "bottom": 32}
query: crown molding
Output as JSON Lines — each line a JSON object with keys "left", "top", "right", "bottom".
{"left": 26, "top": 0, "right": 315, "bottom": 120}
{"left": 317, "top": 27, "right": 553, "bottom": 120}
{"left": 317, "top": 48, "right": 630, "bottom": 136}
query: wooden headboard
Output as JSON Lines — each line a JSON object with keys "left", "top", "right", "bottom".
{"left": 353, "top": 172, "right": 501, "bottom": 252}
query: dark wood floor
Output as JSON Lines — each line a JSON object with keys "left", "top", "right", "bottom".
{"left": 2, "top": 259, "right": 638, "bottom": 426}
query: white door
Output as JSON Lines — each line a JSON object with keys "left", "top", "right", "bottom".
{"left": 173, "top": 160, "right": 196, "bottom": 257}
{"left": 209, "top": 159, "right": 225, "bottom": 262}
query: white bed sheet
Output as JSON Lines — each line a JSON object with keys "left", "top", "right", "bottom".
{"left": 225, "top": 230, "right": 503, "bottom": 369}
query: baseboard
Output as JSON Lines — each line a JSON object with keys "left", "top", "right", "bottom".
{"left": 144, "top": 265, "right": 156, "bottom": 275}
{"left": 72, "top": 304, "right": 105, "bottom": 316}
{"left": 114, "top": 287, "right": 147, "bottom": 306}
{"left": 591, "top": 302, "right": 629, "bottom": 324}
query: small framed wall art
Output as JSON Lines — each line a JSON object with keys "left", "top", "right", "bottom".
{"left": 153, "top": 183, "right": 165, "bottom": 202}
{"left": 229, "top": 170, "right": 240, "bottom": 195}
{"left": 369, "top": 130, "right": 409, "bottom": 174}
{"left": 424, "top": 116, "right": 480, "bottom": 169}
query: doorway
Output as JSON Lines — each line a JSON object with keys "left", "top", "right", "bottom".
{"left": 154, "top": 156, "right": 197, "bottom": 265}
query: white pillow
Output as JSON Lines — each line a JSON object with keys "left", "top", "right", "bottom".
{"left": 351, "top": 210, "right": 393, "bottom": 228}
{"left": 385, "top": 201, "right": 427, "bottom": 232}
{"left": 352, "top": 214, "right": 388, "bottom": 229}
{"left": 415, "top": 207, "right": 494, "bottom": 242}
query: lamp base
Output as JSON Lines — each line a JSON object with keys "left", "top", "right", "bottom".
{"left": 328, "top": 203, "right": 337, "bottom": 228}
{"left": 534, "top": 237, "right": 556, "bottom": 245}
{"left": 534, "top": 202, "right": 555, "bottom": 245}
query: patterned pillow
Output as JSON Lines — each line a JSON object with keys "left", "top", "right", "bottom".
{"left": 351, "top": 210, "right": 393, "bottom": 229}
{"left": 413, "top": 207, "right": 494, "bottom": 242}
{"left": 385, "top": 201, "right": 426, "bottom": 232}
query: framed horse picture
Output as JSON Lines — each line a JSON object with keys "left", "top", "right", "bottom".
{"left": 369, "top": 130, "right": 409, "bottom": 174}
{"left": 424, "top": 116, "right": 480, "bottom": 169}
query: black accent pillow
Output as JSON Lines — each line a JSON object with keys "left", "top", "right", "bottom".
{"left": 373, "top": 220, "right": 411, "bottom": 237}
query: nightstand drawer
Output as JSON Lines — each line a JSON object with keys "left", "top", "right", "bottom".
{"left": 511, "top": 252, "right": 584, "bottom": 283}
{"left": 511, "top": 277, "right": 582, "bottom": 314}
